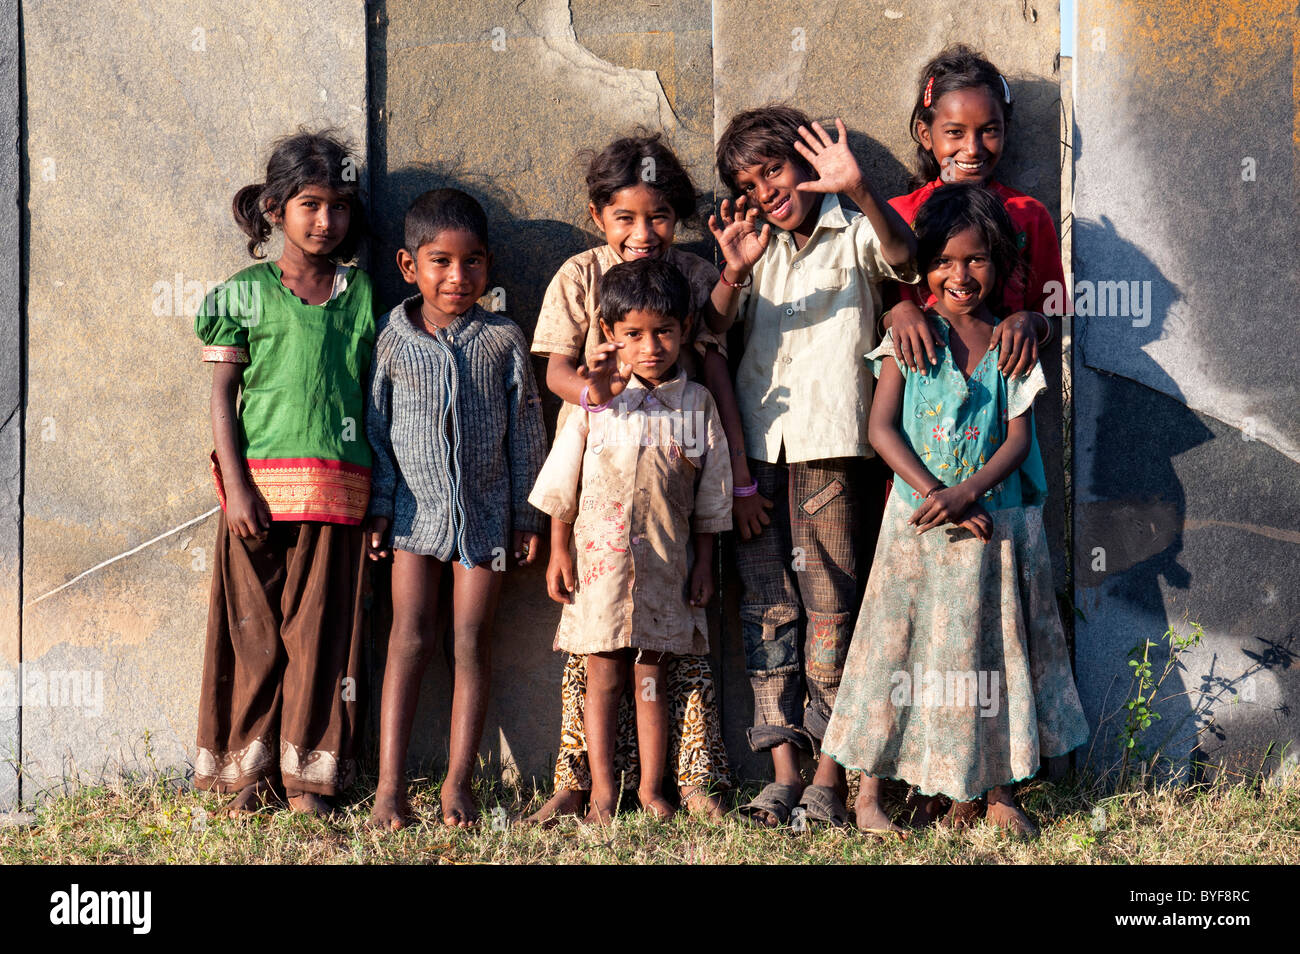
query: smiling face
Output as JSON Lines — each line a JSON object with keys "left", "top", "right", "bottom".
{"left": 599, "top": 308, "right": 687, "bottom": 386}
{"left": 731, "top": 154, "right": 820, "bottom": 235}
{"left": 916, "top": 86, "right": 1006, "bottom": 185}
{"left": 397, "top": 228, "right": 491, "bottom": 327}
{"left": 925, "top": 225, "right": 997, "bottom": 319}
{"left": 589, "top": 183, "right": 678, "bottom": 261}
{"left": 274, "top": 184, "right": 352, "bottom": 258}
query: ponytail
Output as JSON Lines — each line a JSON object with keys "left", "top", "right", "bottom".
{"left": 232, "top": 183, "right": 271, "bottom": 258}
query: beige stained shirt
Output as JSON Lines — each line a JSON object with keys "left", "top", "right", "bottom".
{"left": 735, "top": 193, "right": 918, "bottom": 464}
{"left": 532, "top": 245, "right": 727, "bottom": 431}
{"left": 528, "top": 370, "right": 733, "bottom": 656}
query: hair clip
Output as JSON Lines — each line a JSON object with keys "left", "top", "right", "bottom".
{"left": 923, "top": 76, "right": 934, "bottom": 108}
{"left": 999, "top": 74, "right": 1012, "bottom": 104}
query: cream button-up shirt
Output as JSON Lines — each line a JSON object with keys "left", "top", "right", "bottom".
{"left": 734, "top": 193, "right": 918, "bottom": 464}
{"left": 528, "top": 370, "right": 732, "bottom": 656}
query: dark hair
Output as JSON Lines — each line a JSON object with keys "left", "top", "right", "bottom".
{"left": 232, "top": 128, "right": 367, "bottom": 261}
{"left": 597, "top": 258, "right": 691, "bottom": 329}
{"left": 716, "top": 104, "right": 817, "bottom": 197}
{"left": 908, "top": 45, "right": 1013, "bottom": 189}
{"left": 582, "top": 131, "right": 698, "bottom": 222}
{"left": 403, "top": 188, "right": 490, "bottom": 254}
{"left": 912, "top": 183, "right": 1026, "bottom": 310}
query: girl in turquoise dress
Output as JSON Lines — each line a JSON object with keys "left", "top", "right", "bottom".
{"left": 820, "top": 183, "right": 1089, "bottom": 838}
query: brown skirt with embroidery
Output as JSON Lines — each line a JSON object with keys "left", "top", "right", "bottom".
{"left": 194, "top": 514, "right": 366, "bottom": 797}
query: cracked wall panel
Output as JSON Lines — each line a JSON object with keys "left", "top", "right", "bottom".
{"left": 1073, "top": 0, "right": 1298, "bottom": 461}
{"left": 373, "top": 0, "right": 714, "bottom": 780}
{"left": 20, "top": 1, "right": 366, "bottom": 797}
{"left": 0, "top": 0, "right": 16, "bottom": 807}
{"left": 1073, "top": 369, "right": 1300, "bottom": 772}
{"left": 713, "top": 0, "right": 1062, "bottom": 777}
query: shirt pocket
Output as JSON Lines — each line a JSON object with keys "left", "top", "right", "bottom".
{"left": 795, "top": 267, "right": 855, "bottom": 327}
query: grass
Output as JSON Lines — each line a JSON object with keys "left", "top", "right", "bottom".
{"left": 3, "top": 766, "right": 1298, "bottom": 864}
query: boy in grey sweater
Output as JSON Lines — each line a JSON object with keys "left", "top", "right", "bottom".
{"left": 365, "top": 189, "right": 548, "bottom": 830}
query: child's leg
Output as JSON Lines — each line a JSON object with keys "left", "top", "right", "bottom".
{"left": 985, "top": 784, "right": 1039, "bottom": 839}
{"left": 196, "top": 515, "right": 289, "bottom": 815}
{"left": 371, "top": 549, "right": 443, "bottom": 829}
{"left": 735, "top": 460, "right": 810, "bottom": 825}
{"left": 853, "top": 777, "right": 905, "bottom": 835}
{"left": 525, "top": 653, "right": 640, "bottom": 825}
{"left": 277, "top": 520, "right": 367, "bottom": 816}
{"left": 790, "top": 459, "right": 873, "bottom": 789}
{"left": 441, "top": 561, "right": 504, "bottom": 827}
{"left": 633, "top": 651, "right": 672, "bottom": 819}
{"left": 525, "top": 654, "right": 591, "bottom": 824}
{"left": 584, "top": 651, "right": 629, "bottom": 823}
{"left": 667, "top": 654, "right": 731, "bottom": 820}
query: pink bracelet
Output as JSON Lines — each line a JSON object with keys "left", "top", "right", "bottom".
{"left": 734, "top": 480, "right": 759, "bottom": 497}
{"left": 579, "top": 385, "right": 608, "bottom": 413}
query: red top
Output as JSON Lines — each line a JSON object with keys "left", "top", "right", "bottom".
{"left": 889, "top": 179, "right": 1068, "bottom": 316}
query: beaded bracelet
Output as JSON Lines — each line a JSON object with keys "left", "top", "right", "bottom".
{"left": 734, "top": 480, "right": 759, "bottom": 498}
{"left": 719, "top": 268, "right": 752, "bottom": 289}
{"left": 580, "top": 385, "right": 608, "bottom": 413}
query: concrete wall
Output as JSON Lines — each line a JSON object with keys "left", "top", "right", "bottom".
{"left": 14, "top": 1, "right": 367, "bottom": 801}
{"left": 1072, "top": 0, "right": 1299, "bottom": 779}
{"left": 0, "top": 0, "right": 19, "bottom": 808}
{"left": 7, "top": 1, "right": 1071, "bottom": 803}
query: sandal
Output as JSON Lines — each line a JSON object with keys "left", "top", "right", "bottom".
{"left": 795, "top": 784, "right": 849, "bottom": 829}
{"left": 737, "top": 782, "right": 803, "bottom": 828}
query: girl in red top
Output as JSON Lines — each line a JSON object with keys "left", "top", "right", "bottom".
{"left": 886, "top": 45, "right": 1066, "bottom": 379}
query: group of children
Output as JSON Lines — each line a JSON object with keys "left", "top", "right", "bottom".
{"left": 193, "top": 45, "right": 1089, "bottom": 839}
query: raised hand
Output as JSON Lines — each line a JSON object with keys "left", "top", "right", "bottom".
{"left": 576, "top": 341, "right": 632, "bottom": 405}
{"left": 708, "top": 195, "right": 770, "bottom": 276}
{"left": 792, "top": 118, "right": 864, "bottom": 195}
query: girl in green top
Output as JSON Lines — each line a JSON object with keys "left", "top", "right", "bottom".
{"left": 818, "top": 184, "right": 1089, "bottom": 838}
{"left": 193, "top": 130, "right": 377, "bottom": 817}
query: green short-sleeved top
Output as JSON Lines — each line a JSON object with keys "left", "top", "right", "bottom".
{"left": 195, "top": 262, "right": 378, "bottom": 524}
{"left": 866, "top": 316, "right": 1047, "bottom": 512}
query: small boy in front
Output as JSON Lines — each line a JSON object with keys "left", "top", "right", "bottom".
{"left": 706, "top": 105, "right": 918, "bottom": 826}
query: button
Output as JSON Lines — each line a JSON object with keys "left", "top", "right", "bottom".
{"left": 793, "top": 262, "right": 802, "bottom": 270}
{"left": 591, "top": 443, "right": 603, "bottom": 455}
{"left": 782, "top": 356, "right": 792, "bottom": 364}
{"left": 631, "top": 535, "right": 642, "bottom": 544}
{"left": 785, "top": 308, "right": 794, "bottom": 316}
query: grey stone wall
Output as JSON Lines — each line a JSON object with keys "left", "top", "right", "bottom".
{"left": 1072, "top": 0, "right": 1299, "bottom": 779}
{"left": 15, "top": 1, "right": 367, "bottom": 802}
{"left": 7, "top": 1, "right": 1079, "bottom": 805}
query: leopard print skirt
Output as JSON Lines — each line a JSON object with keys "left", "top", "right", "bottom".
{"left": 553, "top": 652, "right": 732, "bottom": 792}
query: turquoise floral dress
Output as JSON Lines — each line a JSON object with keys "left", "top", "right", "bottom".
{"left": 821, "top": 319, "right": 1090, "bottom": 801}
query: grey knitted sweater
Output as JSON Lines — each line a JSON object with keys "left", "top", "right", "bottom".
{"left": 365, "top": 297, "right": 548, "bottom": 566}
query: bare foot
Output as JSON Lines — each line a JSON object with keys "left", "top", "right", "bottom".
{"left": 904, "top": 792, "right": 947, "bottom": 829}
{"left": 368, "top": 788, "right": 414, "bottom": 831}
{"left": 986, "top": 789, "right": 1039, "bottom": 840}
{"left": 440, "top": 783, "right": 479, "bottom": 828}
{"left": 582, "top": 796, "right": 618, "bottom": 826}
{"left": 853, "top": 789, "right": 906, "bottom": 836}
{"left": 638, "top": 788, "right": 674, "bottom": 820}
{"left": 522, "top": 789, "right": 586, "bottom": 828}
{"left": 222, "top": 779, "right": 278, "bottom": 818}
{"left": 680, "top": 785, "right": 726, "bottom": 822}
{"left": 287, "top": 791, "right": 333, "bottom": 817}
{"left": 939, "top": 799, "right": 983, "bottom": 830}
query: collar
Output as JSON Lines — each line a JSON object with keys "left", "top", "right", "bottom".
{"left": 776, "top": 193, "right": 852, "bottom": 250}
{"left": 390, "top": 295, "right": 485, "bottom": 346}
{"left": 612, "top": 367, "right": 688, "bottom": 413}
